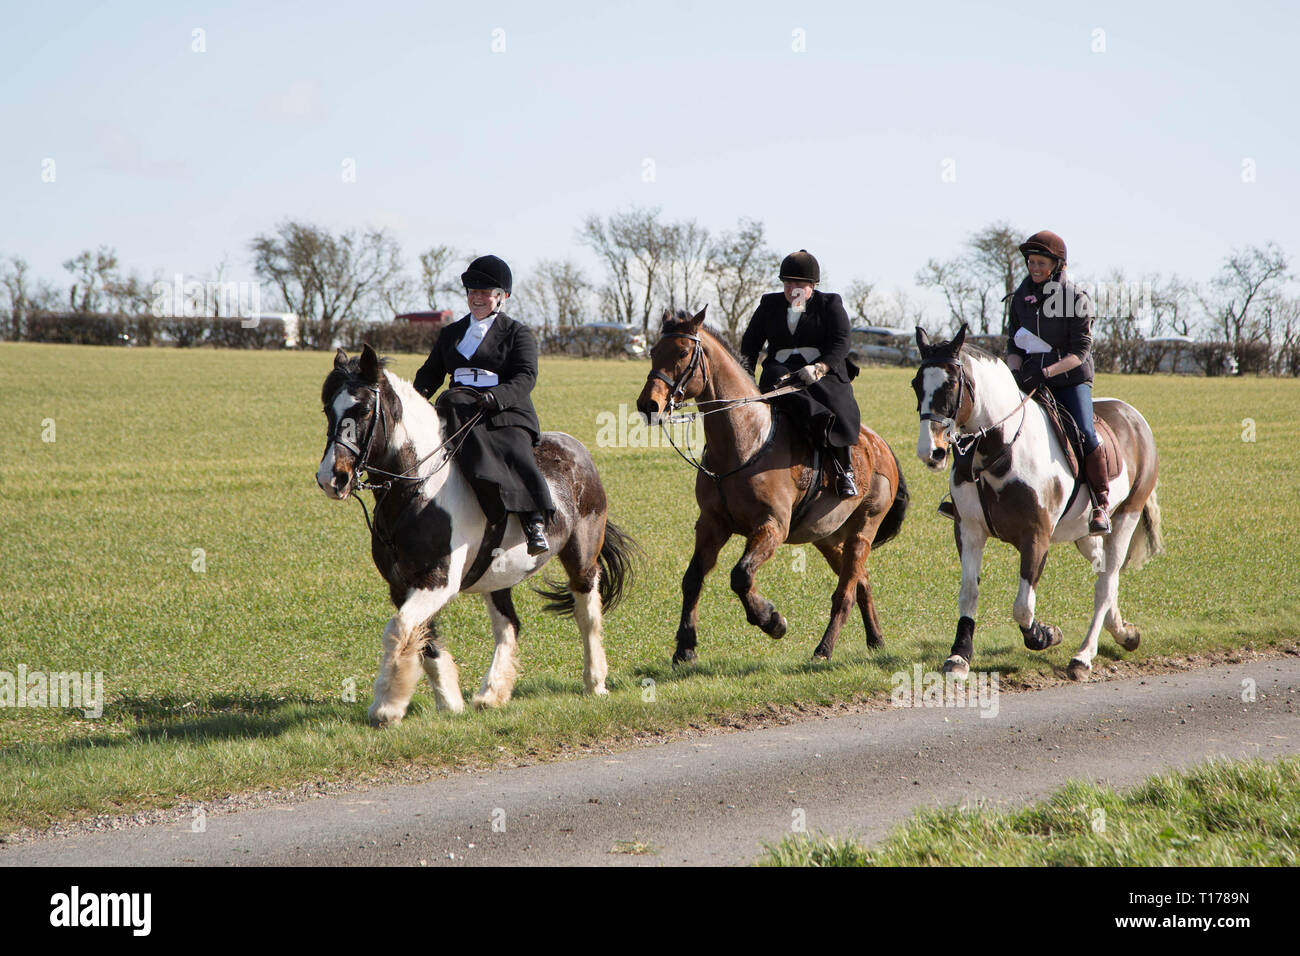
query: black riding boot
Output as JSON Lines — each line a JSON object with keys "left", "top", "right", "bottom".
{"left": 831, "top": 445, "right": 857, "bottom": 498}
{"left": 521, "top": 512, "right": 549, "bottom": 556}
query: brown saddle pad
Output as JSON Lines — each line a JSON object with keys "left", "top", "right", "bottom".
{"left": 1033, "top": 393, "right": 1122, "bottom": 481}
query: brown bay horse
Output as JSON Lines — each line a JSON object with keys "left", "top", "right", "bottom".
{"left": 636, "top": 308, "right": 909, "bottom": 664}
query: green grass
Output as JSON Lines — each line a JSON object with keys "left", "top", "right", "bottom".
{"left": 2, "top": 343, "right": 1298, "bottom": 832}
{"left": 759, "top": 756, "right": 1300, "bottom": 866}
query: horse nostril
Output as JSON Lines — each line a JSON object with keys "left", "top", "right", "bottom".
{"left": 930, "top": 449, "right": 946, "bottom": 462}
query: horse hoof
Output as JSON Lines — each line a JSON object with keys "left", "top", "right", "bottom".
{"left": 471, "top": 691, "right": 507, "bottom": 710}
{"left": 672, "top": 647, "right": 697, "bottom": 667}
{"left": 587, "top": 683, "right": 609, "bottom": 696}
{"left": 1118, "top": 624, "right": 1141, "bottom": 652}
{"left": 368, "top": 703, "right": 405, "bottom": 728}
{"left": 766, "top": 615, "right": 788, "bottom": 640}
{"left": 812, "top": 647, "right": 831, "bottom": 661}
{"left": 1067, "top": 659, "right": 1092, "bottom": 682}
{"left": 942, "top": 656, "right": 970, "bottom": 680}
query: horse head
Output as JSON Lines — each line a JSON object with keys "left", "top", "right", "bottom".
{"left": 637, "top": 306, "right": 710, "bottom": 423}
{"left": 317, "top": 343, "right": 389, "bottom": 499}
{"left": 911, "top": 323, "right": 972, "bottom": 470}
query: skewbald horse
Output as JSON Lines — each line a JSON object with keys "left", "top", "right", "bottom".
{"left": 911, "top": 324, "right": 1163, "bottom": 681}
{"left": 317, "top": 344, "right": 636, "bottom": 725}
{"left": 637, "top": 307, "right": 909, "bottom": 663}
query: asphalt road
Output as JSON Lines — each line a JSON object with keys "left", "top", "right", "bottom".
{"left": 3, "top": 656, "right": 1297, "bottom": 866}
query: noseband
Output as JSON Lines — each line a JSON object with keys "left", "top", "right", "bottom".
{"left": 647, "top": 331, "right": 709, "bottom": 412}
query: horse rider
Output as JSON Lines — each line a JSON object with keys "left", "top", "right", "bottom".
{"left": 413, "top": 254, "right": 554, "bottom": 555}
{"left": 1005, "top": 230, "right": 1111, "bottom": 534}
{"left": 739, "top": 249, "right": 862, "bottom": 498}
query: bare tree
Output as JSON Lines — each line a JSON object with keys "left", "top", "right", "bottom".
{"left": 967, "top": 222, "right": 1026, "bottom": 336}
{"left": 655, "top": 219, "right": 711, "bottom": 314}
{"left": 704, "top": 217, "right": 778, "bottom": 342}
{"left": 579, "top": 207, "right": 673, "bottom": 332}
{"left": 915, "top": 258, "right": 998, "bottom": 333}
{"left": 517, "top": 259, "right": 592, "bottom": 332}
{"left": 62, "top": 246, "right": 120, "bottom": 312}
{"left": 0, "top": 256, "right": 54, "bottom": 339}
{"left": 250, "top": 220, "right": 405, "bottom": 349}
{"left": 418, "top": 244, "right": 464, "bottom": 311}
{"left": 1193, "top": 243, "right": 1289, "bottom": 373}
{"left": 842, "top": 279, "right": 880, "bottom": 325}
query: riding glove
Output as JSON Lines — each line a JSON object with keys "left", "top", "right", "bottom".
{"left": 791, "top": 362, "right": 828, "bottom": 386}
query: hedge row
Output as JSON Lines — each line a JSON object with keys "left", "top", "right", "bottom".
{"left": 13, "top": 312, "right": 287, "bottom": 348}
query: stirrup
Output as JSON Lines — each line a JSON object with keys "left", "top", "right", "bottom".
{"left": 1089, "top": 506, "right": 1111, "bottom": 535}
{"left": 835, "top": 470, "right": 858, "bottom": 498}
{"left": 937, "top": 495, "right": 957, "bottom": 521}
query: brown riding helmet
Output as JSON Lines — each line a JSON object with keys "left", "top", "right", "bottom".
{"left": 779, "top": 249, "right": 820, "bottom": 284}
{"left": 1018, "top": 230, "right": 1067, "bottom": 264}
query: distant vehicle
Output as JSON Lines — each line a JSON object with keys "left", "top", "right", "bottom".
{"left": 546, "top": 322, "right": 646, "bottom": 358}
{"left": 849, "top": 325, "right": 916, "bottom": 365}
{"left": 247, "top": 311, "right": 298, "bottom": 347}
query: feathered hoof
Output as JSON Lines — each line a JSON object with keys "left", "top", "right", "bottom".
{"left": 1117, "top": 624, "right": 1141, "bottom": 652}
{"left": 1067, "top": 658, "right": 1092, "bottom": 682}
{"left": 942, "top": 655, "right": 970, "bottom": 680}
{"left": 471, "top": 688, "right": 511, "bottom": 710}
{"left": 368, "top": 702, "right": 405, "bottom": 728}
{"left": 585, "top": 681, "right": 609, "bottom": 696}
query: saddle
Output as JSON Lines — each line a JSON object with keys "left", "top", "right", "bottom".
{"left": 1031, "top": 390, "right": 1122, "bottom": 482}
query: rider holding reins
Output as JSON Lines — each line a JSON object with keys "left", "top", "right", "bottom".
{"left": 739, "top": 250, "right": 862, "bottom": 498}
{"left": 1005, "top": 230, "right": 1111, "bottom": 534}
{"left": 413, "top": 254, "right": 554, "bottom": 555}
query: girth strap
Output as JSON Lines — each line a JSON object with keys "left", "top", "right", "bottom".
{"left": 460, "top": 515, "right": 510, "bottom": 592}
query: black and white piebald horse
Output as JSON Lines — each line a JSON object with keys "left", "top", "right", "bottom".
{"left": 317, "top": 345, "right": 636, "bottom": 725}
{"left": 911, "top": 325, "right": 1163, "bottom": 681}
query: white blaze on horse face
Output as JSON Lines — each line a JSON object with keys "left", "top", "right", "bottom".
{"left": 317, "top": 390, "right": 361, "bottom": 496}
{"left": 916, "top": 367, "right": 950, "bottom": 465}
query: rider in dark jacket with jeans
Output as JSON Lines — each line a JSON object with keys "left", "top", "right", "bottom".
{"left": 1005, "top": 230, "right": 1111, "bottom": 534}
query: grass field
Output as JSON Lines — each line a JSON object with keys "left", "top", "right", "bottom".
{"left": 759, "top": 756, "right": 1300, "bottom": 866}
{"left": 3, "top": 342, "right": 1298, "bottom": 833}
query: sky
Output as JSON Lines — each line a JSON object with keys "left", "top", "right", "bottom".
{"left": 2, "top": 0, "right": 1297, "bottom": 320}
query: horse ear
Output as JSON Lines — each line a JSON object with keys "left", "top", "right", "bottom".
{"left": 661, "top": 309, "right": 673, "bottom": 324}
{"left": 359, "top": 343, "right": 381, "bottom": 384}
{"left": 334, "top": 348, "right": 349, "bottom": 369}
{"left": 951, "top": 323, "right": 968, "bottom": 353}
{"left": 691, "top": 305, "right": 707, "bottom": 327}
{"left": 915, "top": 327, "right": 931, "bottom": 351}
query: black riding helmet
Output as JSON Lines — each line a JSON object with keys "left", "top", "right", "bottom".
{"left": 461, "top": 254, "right": 513, "bottom": 294}
{"left": 779, "top": 249, "right": 820, "bottom": 284}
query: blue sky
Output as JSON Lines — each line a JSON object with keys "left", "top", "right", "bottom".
{"left": 2, "top": 0, "right": 1296, "bottom": 315}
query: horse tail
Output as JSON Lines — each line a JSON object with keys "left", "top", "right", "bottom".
{"left": 872, "top": 447, "right": 909, "bottom": 548}
{"left": 535, "top": 519, "right": 640, "bottom": 616}
{"left": 1122, "top": 484, "right": 1164, "bottom": 572}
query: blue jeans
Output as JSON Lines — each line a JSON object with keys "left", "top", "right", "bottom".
{"left": 1049, "top": 382, "right": 1100, "bottom": 455}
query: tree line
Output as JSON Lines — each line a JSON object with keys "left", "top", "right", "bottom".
{"left": 1, "top": 211, "right": 1296, "bottom": 374}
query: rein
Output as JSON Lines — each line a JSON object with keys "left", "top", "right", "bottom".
{"left": 645, "top": 330, "right": 806, "bottom": 482}
{"left": 919, "top": 356, "right": 1038, "bottom": 476}
{"left": 329, "top": 382, "right": 483, "bottom": 548}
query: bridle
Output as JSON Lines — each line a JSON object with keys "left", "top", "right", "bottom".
{"left": 916, "top": 356, "right": 971, "bottom": 441}
{"left": 646, "top": 330, "right": 709, "bottom": 415}
{"left": 915, "top": 353, "right": 1039, "bottom": 474}
{"left": 325, "top": 382, "right": 484, "bottom": 557}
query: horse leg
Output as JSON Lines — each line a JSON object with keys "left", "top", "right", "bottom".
{"left": 731, "top": 521, "right": 787, "bottom": 639}
{"left": 818, "top": 538, "right": 884, "bottom": 649}
{"left": 569, "top": 560, "right": 609, "bottom": 695}
{"left": 472, "top": 589, "right": 521, "bottom": 709}
{"left": 420, "top": 631, "right": 463, "bottom": 715}
{"left": 945, "top": 518, "right": 987, "bottom": 678}
{"left": 1069, "top": 510, "right": 1144, "bottom": 680}
{"left": 674, "top": 519, "right": 729, "bottom": 665}
{"left": 372, "top": 585, "right": 458, "bottom": 726}
{"left": 1014, "top": 529, "right": 1062, "bottom": 654}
